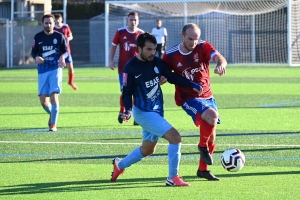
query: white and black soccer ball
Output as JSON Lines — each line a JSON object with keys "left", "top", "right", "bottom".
{"left": 221, "top": 148, "right": 245, "bottom": 172}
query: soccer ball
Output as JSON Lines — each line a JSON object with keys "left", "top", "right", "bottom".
{"left": 221, "top": 148, "right": 245, "bottom": 172}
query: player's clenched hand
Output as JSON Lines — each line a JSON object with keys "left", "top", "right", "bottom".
{"left": 35, "top": 56, "right": 44, "bottom": 64}
{"left": 159, "top": 76, "right": 167, "bottom": 85}
{"left": 214, "top": 65, "right": 226, "bottom": 76}
{"left": 123, "top": 110, "right": 132, "bottom": 122}
{"left": 109, "top": 60, "right": 115, "bottom": 70}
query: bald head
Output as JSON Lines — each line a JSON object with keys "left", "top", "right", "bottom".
{"left": 181, "top": 23, "right": 201, "bottom": 36}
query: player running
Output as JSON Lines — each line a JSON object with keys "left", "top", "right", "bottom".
{"left": 110, "top": 32, "right": 203, "bottom": 187}
{"left": 54, "top": 13, "right": 78, "bottom": 90}
{"left": 162, "top": 23, "right": 227, "bottom": 181}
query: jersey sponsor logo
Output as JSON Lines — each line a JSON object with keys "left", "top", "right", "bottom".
{"left": 182, "top": 66, "right": 204, "bottom": 81}
{"left": 153, "top": 104, "right": 159, "bottom": 110}
{"left": 123, "top": 73, "right": 128, "bottom": 86}
{"left": 123, "top": 41, "right": 136, "bottom": 51}
{"left": 135, "top": 74, "right": 142, "bottom": 78}
{"left": 145, "top": 76, "right": 159, "bottom": 88}
{"left": 38, "top": 42, "right": 43, "bottom": 44}
{"left": 177, "top": 62, "right": 183, "bottom": 67}
{"left": 53, "top": 38, "right": 57, "bottom": 44}
{"left": 42, "top": 46, "right": 53, "bottom": 51}
{"left": 42, "top": 49, "right": 56, "bottom": 58}
{"left": 123, "top": 36, "right": 127, "bottom": 39}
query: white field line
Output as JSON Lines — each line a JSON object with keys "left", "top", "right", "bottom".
{"left": 0, "top": 140, "right": 300, "bottom": 147}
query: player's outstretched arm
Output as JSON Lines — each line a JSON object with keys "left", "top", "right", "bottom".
{"left": 213, "top": 54, "right": 227, "bottom": 76}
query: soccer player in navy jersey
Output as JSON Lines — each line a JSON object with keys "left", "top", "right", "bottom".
{"left": 162, "top": 23, "right": 227, "bottom": 181}
{"left": 31, "top": 14, "right": 68, "bottom": 132}
{"left": 109, "top": 11, "right": 144, "bottom": 125}
{"left": 54, "top": 13, "right": 78, "bottom": 90}
{"left": 110, "top": 32, "right": 203, "bottom": 187}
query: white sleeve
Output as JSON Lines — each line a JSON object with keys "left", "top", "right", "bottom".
{"left": 164, "top": 28, "right": 168, "bottom": 36}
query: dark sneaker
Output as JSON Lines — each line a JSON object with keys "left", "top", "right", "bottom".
{"left": 166, "top": 175, "right": 190, "bottom": 186}
{"left": 197, "top": 170, "right": 220, "bottom": 181}
{"left": 111, "top": 157, "right": 124, "bottom": 182}
{"left": 133, "top": 120, "right": 139, "bottom": 126}
{"left": 198, "top": 145, "right": 213, "bottom": 165}
{"left": 118, "top": 113, "right": 123, "bottom": 124}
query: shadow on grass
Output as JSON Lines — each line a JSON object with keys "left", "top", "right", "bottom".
{"left": 1, "top": 170, "right": 300, "bottom": 195}
{"left": 0, "top": 178, "right": 164, "bottom": 196}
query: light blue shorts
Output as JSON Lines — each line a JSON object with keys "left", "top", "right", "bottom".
{"left": 65, "top": 54, "right": 73, "bottom": 63}
{"left": 133, "top": 106, "right": 173, "bottom": 142}
{"left": 38, "top": 68, "right": 63, "bottom": 96}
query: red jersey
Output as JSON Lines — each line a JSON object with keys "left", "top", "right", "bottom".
{"left": 162, "top": 40, "right": 219, "bottom": 106}
{"left": 112, "top": 26, "right": 144, "bottom": 74}
{"left": 54, "top": 24, "right": 72, "bottom": 53}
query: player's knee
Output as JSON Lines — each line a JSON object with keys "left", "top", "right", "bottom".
{"left": 140, "top": 147, "right": 155, "bottom": 156}
{"left": 164, "top": 128, "right": 181, "bottom": 144}
{"left": 202, "top": 108, "right": 218, "bottom": 126}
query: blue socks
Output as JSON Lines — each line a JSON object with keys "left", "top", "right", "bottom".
{"left": 50, "top": 104, "right": 59, "bottom": 125}
{"left": 168, "top": 143, "right": 181, "bottom": 179}
{"left": 119, "top": 146, "right": 144, "bottom": 169}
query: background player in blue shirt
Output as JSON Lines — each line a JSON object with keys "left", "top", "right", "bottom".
{"left": 111, "top": 32, "right": 203, "bottom": 186}
{"left": 31, "top": 14, "right": 68, "bottom": 132}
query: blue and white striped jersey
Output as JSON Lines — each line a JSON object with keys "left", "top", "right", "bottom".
{"left": 31, "top": 31, "right": 68, "bottom": 74}
{"left": 122, "top": 56, "right": 199, "bottom": 116}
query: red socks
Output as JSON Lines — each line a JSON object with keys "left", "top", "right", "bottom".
{"left": 68, "top": 73, "right": 78, "bottom": 90}
{"left": 199, "top": 119, "right": 215, "bottom": 147}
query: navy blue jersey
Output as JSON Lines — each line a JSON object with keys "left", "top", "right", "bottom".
{"left": 31, "top": 31, "right": 67, "bottom": 74}
{"left": 122, "top": 56, "right": 198, "bottom": 116}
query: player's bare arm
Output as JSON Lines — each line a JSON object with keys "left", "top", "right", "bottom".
{"left": 213, "top": 54, "right": 227, "bottom": 76}
{"left": 109, "top": 45, "right": 117, "bottom": 70}
{"left": 67, "top": 34, "right": 73, "bottom": 43}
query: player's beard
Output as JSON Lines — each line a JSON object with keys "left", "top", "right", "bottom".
{"left": 44, "top": 27, "right": 52, "bottom": 34}
{"left": 140, "top": 51, "right": 154, "bottom": 62}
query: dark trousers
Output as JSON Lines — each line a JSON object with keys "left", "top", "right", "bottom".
{"left": 156, "top": 43, "right": 163, "bottom": 58}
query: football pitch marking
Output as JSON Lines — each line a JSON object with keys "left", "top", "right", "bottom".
{"left": 0, "top": 140, "right": 300, "bottom": 147}
{"left": 259, "top": 101, "right": 300, "bottom": 107}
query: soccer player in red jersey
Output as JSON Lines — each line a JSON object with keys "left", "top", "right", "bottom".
{"left": 162, "top": 23, "right": 227, "bottom": 181}
{"left": 54, "top": 13, "right": 78, "bottom": 90}
{"left": 109, "top": 11, "right": 144, "bottom": 125}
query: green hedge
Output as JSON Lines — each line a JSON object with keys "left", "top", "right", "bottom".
{"left": 52, "top": 2, "right": 104, "bottom": 20}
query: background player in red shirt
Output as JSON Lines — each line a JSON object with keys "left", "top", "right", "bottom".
{"left": 162, "top": 23, "right": 227, "bottom": 181}
{"left": 54, "top": 13, "right": 78, "bottom": 90}
{"left": 109, "top": 11, "right": 144, "bottom": 125}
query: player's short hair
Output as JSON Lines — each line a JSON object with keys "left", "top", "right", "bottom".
{"left": 128, "top": 11, "right": 139, "bottom": 18}
{"left": 137, "top": 32, "right": 157, "bottom": 48}
{"left": 156, "top": 19, "right": 162, "bottom": 22}
{"left": 42, "top": 14, "right": 55, "bottom": 23}
{"left": 182, "top": 23, "right": 201, "bottom": 36}
{"left": 53, "top": 13, "right": 63, "bottom": 19}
